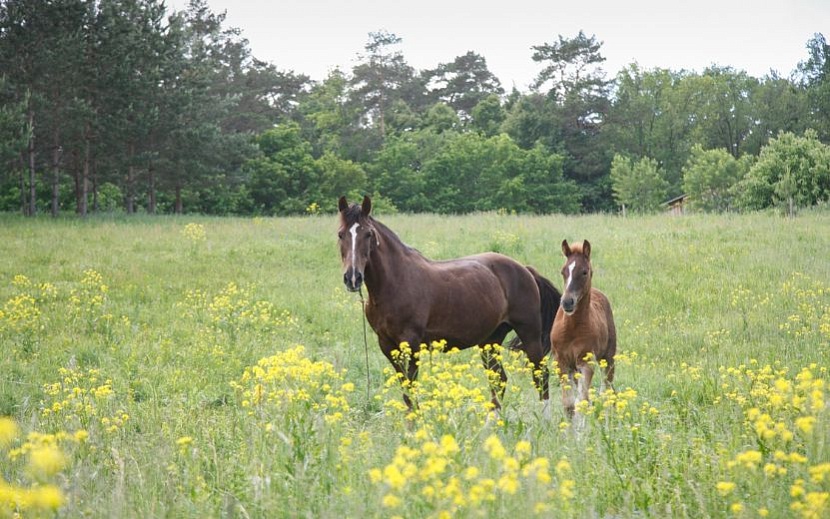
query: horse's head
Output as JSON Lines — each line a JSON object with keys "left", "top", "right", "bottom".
{"left": 337, "top": 195, "right": 378, "bottom": 292}
{"left": 559, "top": 239, "right": 592, "bottom": 315}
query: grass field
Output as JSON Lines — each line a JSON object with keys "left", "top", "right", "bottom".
{"left": 0, "top": 209, "right": 829, "bottom": 518}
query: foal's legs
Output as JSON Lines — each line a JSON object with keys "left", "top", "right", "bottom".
{"left": 601, "top": 356, "right": 616, "bottom": 393}
{"left": 576, "top": 362, "right": 595, "bottom": 406}
{"left": 560, "top": 370, "right": 576, "bottom": 418}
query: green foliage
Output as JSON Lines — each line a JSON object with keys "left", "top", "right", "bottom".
{"left": 245, "top": 123, "right": 320, "bottom": 215}
{"left": 798, "top": 33, "right": 830, "bottom": 141}
{"left": 610, "top": 154, "right": 669, "bottom": 213}
{"left": 682, "top": 145, "right": 751, "bottom": 212}
{"left": 315, "top": 152, "right": 368, "bottom": 205}
{"left": 422, "top": 103, "right": 460, "bottom": 133}
{"left": 0, "top": 4, "right": 825, "bottom": 218}
{"left": 424, "top": 51, "right": 503, "bottom": 121}
{"left": 733, "top": 130, "right": 830, "bottom": 213}
{"left": 469, "top": 94, "right": 505, "bottom": 137}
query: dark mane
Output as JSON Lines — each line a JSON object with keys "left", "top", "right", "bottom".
{"left": 341, "top": 204, "right": 420, "bottom": 256}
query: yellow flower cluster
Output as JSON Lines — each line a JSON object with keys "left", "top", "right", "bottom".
{"left": 779, "top": 273, "right": 830, "bottom": 341}
{"left": 572, "top": 385, "right": 651, "bottom": 425}
{"left": 0, "top": 293, "right": 40, "bottom": 335}
{"left": 380, "top": 342, "right": 537, "bottom": 434}
{"left": 305, "top": 202, "right": 320, "bottom": 215}
{"left": 179, "top": 282, "right": 297, "bottom": 335}
{"left": 0, "top": 275, "right": 56, "bottom": 338}
{"left": 369, "top": 430, "right": 565, "bottom": 516}
{"left": 68, "top": 269, "right": 111, "bottom": 326}
{"left": 181, "top": 222, "right": 207, "bottom": 242}
{"left": 0, "top": 417, "right": 71, "bottom": 515}
{"left": 717, "top": 362, "right": 828, "bottom": 517}
{"left": 232, "top": 346, "right": 353, "bottom": 425}
{"left": 40, "top": 367, "right": 126, "bottom": 434}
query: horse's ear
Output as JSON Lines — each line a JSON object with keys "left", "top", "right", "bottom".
{"left": 583, "top": 240, "right": 591, "bottom": 260}
{"left": 361, "top": 195, "right": 372, "bottom": 216}
{"left": 338, "top": 196, "right": 348, "bottom": 213}
{"left": 561, "top": 239, "right": 571, "bottom": 257}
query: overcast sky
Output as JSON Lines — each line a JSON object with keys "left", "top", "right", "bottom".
{"left": 171, "top": 0, "right": 829, "bottom": 89}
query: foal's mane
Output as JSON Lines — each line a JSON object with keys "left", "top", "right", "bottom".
{"left": 567, "top": 242, "right": 587, "bottom": 256}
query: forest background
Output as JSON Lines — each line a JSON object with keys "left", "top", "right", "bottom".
{"left": 1, "top": 0, "right": 829, "bottom": 216}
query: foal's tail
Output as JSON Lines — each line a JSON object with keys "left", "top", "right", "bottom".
{"left": 508, "top": 266, "right": 561, "bottom": 356}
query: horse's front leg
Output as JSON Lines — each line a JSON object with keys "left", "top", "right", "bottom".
{"left": 381, "top": 337, "right": 421, "bottom": 410}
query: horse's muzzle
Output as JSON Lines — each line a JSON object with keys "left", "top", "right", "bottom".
{"left": 561, "top": 297, "right": 576, "bottom": 314}
{"left": 343, "top": 269, "right": 363, "bottom": 292}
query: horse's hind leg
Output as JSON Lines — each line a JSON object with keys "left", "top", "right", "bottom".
{"left": 480, "top": 347, "right": 507, "bottom": 410}
{"left": 510, "top": 321, "right": 549, "bottom": 402}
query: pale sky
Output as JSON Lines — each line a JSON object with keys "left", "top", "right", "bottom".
{"left": 172, "top": 0, "right": 828, "bottom": 89}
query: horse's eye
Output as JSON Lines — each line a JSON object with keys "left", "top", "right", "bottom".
{"left": 582, "top": 270, "right": 589, "bottom": 276}
{"left": 338, "top": 231, "right": 345, "bottom": 240}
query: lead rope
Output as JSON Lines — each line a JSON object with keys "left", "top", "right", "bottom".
{"left": 358, "top": 285, "right": 371, "bottom": 405}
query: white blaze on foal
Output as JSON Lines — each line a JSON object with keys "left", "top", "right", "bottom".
{"left": 565, "top": 261, "right": 576, "bottom": 290}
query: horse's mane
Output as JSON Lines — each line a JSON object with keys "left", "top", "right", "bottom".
{"left": 340, "top": 203, "right": 422, "bottom": 257}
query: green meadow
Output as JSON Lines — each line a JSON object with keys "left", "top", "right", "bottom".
{"left": 0, "top": 209, "right": 828, "bottom": 518}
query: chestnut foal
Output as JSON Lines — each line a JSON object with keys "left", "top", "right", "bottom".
{"left": 550, "top": 240, "right": 617, "bottom": 418}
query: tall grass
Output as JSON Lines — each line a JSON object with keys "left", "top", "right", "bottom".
{"left": 0, "top": 209, "right": 828, "bottom": 517}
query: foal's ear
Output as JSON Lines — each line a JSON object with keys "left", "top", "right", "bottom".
{"left": 582, "top": 240, "right": 591, "bottom": 260}
{"left": 561, "top": 239, "right": 571, "bottom": 257}
{"left": 338, "top": 196, "right": 348, "bottom": 213}
{"left": 361, "top": 195, "right": 372, "bottom": 215}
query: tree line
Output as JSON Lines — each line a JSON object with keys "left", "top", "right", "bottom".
{"left": 1, "top": 0, "right": 828, "bottom": 216}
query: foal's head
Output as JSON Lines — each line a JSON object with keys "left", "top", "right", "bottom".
{"left": 559, "top": 239, "right": 592, "bottom": 315}
{"left": 337, "top": 195, "right": 378, "bottom": 292}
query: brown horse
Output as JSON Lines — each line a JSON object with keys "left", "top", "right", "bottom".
{"left": 337, "top": 195, "right": 561, "bottom": 410}
{"left": 550, "top": 239, "right": 616, "bottom": 418}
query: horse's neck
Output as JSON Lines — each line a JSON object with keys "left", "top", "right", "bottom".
{"left": 364, "top": 228, "right": 420, "bottom": 298}
{"left": 571, "top": 287, "right": 594, "bottom": 319}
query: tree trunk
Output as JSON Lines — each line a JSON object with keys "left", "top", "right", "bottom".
{"left": 91, "top": 162, "right": 98, "bottom": 213}
{"left": 148, "top": 165, "right": 156, "bottom": 214}
{"left": 26, "top": 110, "right": 36, "bottom": 216}
{"left": 174, "top": 183, "right": 183, "bottom": 214}
{"left": 18, "top": 153, "right": 27, "bottom": 215}
{"left": 51, "top": 129, "right": 62, "bottom": 217}
{"left": 79, "top": 121, "right": 90, "bottom": 217}
{"left": 126, "top": 142, "right": 135, "bottom": 214}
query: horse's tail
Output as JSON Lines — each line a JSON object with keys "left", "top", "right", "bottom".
{"left": 508, "top": 266, "right": 561, "bottom": 355}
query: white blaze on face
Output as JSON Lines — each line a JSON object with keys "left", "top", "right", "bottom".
{"left": 565, "top": 261, "right": 576, "bottom": 290}
{"left": 349, "top": 223, "right": 360, "bottom": 285}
